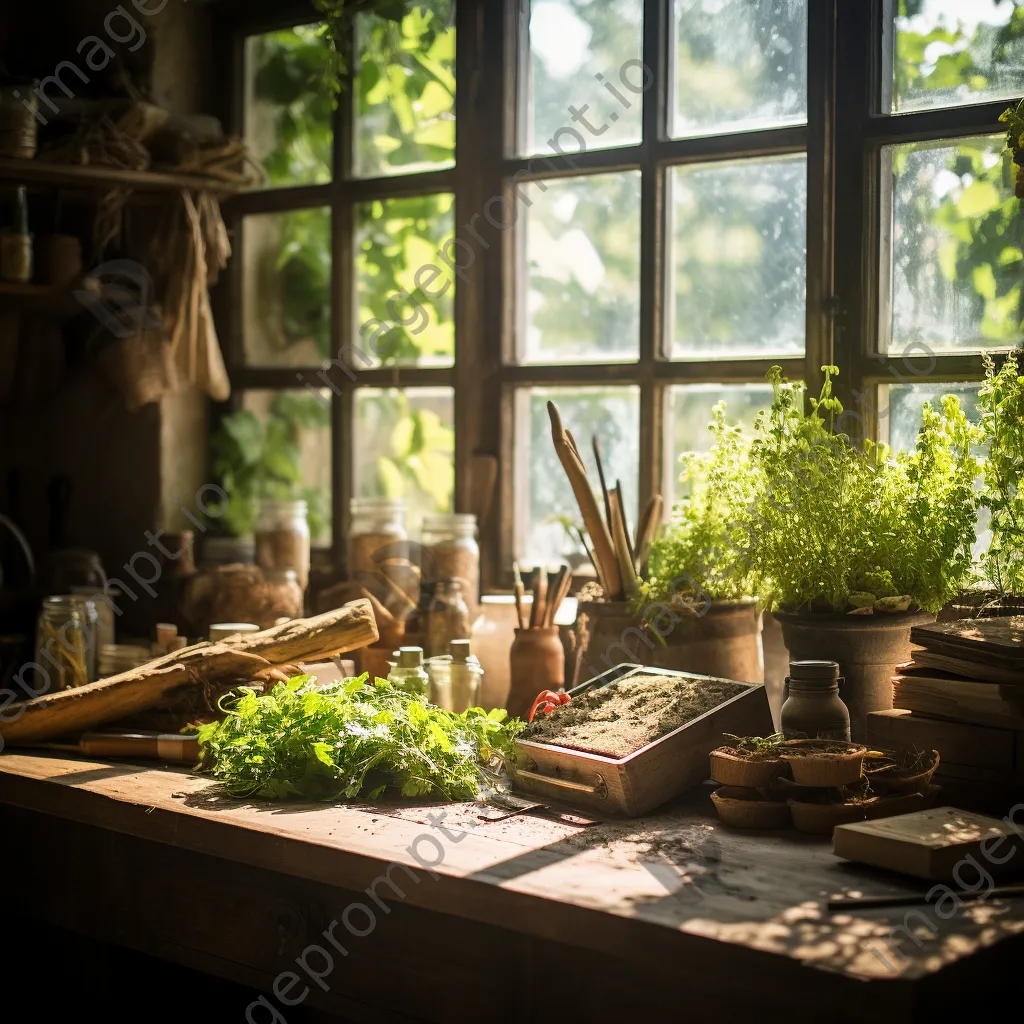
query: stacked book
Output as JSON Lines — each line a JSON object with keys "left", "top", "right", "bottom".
{"left": 866, "top": 618, "right": 1024, "bottom": 813}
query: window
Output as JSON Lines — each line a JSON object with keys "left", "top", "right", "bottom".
{"left": 221, "top": 1, "right": 1021, "bottom": 584}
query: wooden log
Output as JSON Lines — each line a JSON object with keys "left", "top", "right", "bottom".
{"left": 0, "top": 600, "right": 378, "bottom": 747}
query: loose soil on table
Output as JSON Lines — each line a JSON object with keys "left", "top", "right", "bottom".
{"left": 524, "top": 674, "right": 746, "bottom": 758}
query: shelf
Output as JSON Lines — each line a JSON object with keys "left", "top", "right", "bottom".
{"left": 0, "top": 157, "right": 246, "bottom": 195}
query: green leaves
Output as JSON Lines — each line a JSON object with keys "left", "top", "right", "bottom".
{"left": 195, "top": 674, "right": 522, "bottom": 803}
{"left": 731, "top": 367, "right": 981, "bottom": 614}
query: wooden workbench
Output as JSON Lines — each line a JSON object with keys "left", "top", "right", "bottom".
{"left": 1, "top": 752, "right": 1021, "bottom": 1022}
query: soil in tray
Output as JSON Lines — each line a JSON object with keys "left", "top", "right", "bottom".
{"left": 523, "top": 674, "right": 746, "bottom": 758}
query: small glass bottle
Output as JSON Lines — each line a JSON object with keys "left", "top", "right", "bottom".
{"left": 425, "top": 655, "right": 453, "bottom": 711}
{"left": 427, "top": 579, "right": 471, "bottom": 658}
{"left": 255, "top": 499, "right": 311, "bottom": 590}
{"left": 781, "top": 660, "right": 852, "bottom": 741}
{"left": 388, "top": 646, "right": 429, "bottom": 697}
{"left": 448, "top": 638, "right": 483, "bottom": 713}
{"left": 34, "top": 595, "right": 97, "bottom": 693}
{"left": 421, "top": 514, "right": 480, "bottom": 619}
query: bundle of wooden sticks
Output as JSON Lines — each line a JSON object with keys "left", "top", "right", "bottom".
{"left": 547, "top": 401, "right": 663, "bottom": 601}
{"left": 513, "top": 563, "right": 573, "bottom": 630}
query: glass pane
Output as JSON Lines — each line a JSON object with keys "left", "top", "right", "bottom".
{"left": 525, "top": 0, "right": 643, "bottom": 155}
{"left": 892, "top": 0, "right": 1024, "bottom": 113}
{"left": 670, "top": 155, "right": 806, "bottom": 359}
{"left": 245, "top": 25, "right": 333, "bottom": 188}
{"left": 888, "top": 136, "right": 1021, "bottom": 355}
{"left": 514, "top": 386, "right": 640, "bottom": 565}
{"left": 885, "top": 382, "right": 981, "bottom": 452}
{"left": 665, "top": 383, "right": 774, "bottom": 506}
{"left": 671, "top": 0, "right": 808, "bottom": 138}
{"left": 239, "top": 390, "right": 334, "bottom": 545}
{"left": 355, "top": 194, "right": 455, "bottom": 367}
{"left": 243, "top": 208, "right": 332, "bottom": 367}
{"left": 354, "top": 387, "right": 455, "bottom": 532}
{"left": 354, "top": 3, "right": 456, "bottom": 178}
{"left": 520, "top": 171, "right": 641, "bottom": 363}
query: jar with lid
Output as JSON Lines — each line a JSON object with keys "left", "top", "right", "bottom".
{"left": 348, "top": 498, "right": 419, "bottom": 602}
{"left": 426, "top": 580, "right": 471, "bottom": 658}
{"left": 421, "top": 514, "right": 480, "bottom": 619}
{"left": 388, "top": 646, "right": 429, "bottom": 696}
{"left": 255, "top": 499, "right": 310, "bottom": 590}
{"left": 448, "top": 638, "right": 483, "bottom": 713}
{"left": 781, "top": 660, "right": 851, "bottom": 741}
{"left": 34, "top": 595, "right": 99, "bottom": 693}
{"left": 264, "top": 568, "right": 305, "bottom": 621}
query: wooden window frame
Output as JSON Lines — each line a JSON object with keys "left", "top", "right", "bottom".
{"left": 209, "top": 0, "right": 1021, "bottom": 590}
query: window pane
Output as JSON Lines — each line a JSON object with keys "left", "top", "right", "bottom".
{"left": 355, "top": 194, "right": 455, "bottom": 367}
{"left": 525, "top": 0, "right": 643, "bottom": 155}
{"left": 671, "top": 0, "right": 807, "bottom": 138}
{"left": 670, "top": 155, "right": 806, "bottom": 359}
{"left": 888, "top": 136, "right": 1021, "bottom": 355}
{"left": 243, "top": 208, "right": 331, "bottom": 367}
{"left": 245, "top": 26, "right": 333, "bottom": 188}
{"left": 520, "top": 171, "right": 641, "bottom": 363}
{"left": 892, "top": 0, "right": 1024, "bottom": 113}
{"left": 885, "top": 382, "right": 981, "bottom": 452}
{"left": 240, "top": 390, "right": 333, "bottom": 545}
{"left": 354, "top": 388, "right": 455, "bottom": 532}
{"left": 515, "top": 386, "right": 640, "bottom": 565}
{"left": 665, "top": 383, "right": 774, "bottom": 506}
{"left": 354, "top": 3, "right": 456, "bottom": 178}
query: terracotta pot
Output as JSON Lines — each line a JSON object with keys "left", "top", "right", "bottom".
{"left": 573, "top": 599, "right": 764, "bottom": 686}
{"left": 864, "top": 750, "right": 940, "bottom": 795}
{"left": 774, "top": 611, "right": 935, "bottom": 742}
{"left": 781, "top": 739, "right": 867, "bottom": 787}
{"left": 711, "top": 787, "right": 791, "bottom": 830}
{"left": 709, "top": 747, "right": 785, "bottom": 789}
{"left": 507, "top": 627, "right": 564, "bottom": 721}
{"left": 788, "top": 797, "right": 873, "bottom": 836}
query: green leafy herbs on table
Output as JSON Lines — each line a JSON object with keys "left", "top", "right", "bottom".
{"left": 195, "top": 675, "right": 522, "bottom": 802}
{"left": 734, "top": 366, "right": 980, "bottom": 615}
{"left": 978, "top": 350, "right": 1024, "bottom": 598}
{"left": 640, "top": 401, "right": 759, "bottom": 608}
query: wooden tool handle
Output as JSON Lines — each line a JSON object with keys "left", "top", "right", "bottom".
{"left": 77, "top": 732, "right": 200, "bottom": 763}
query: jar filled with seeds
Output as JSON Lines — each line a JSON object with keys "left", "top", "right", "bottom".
{"left": 421, "top": 514, "right": 479, "bottom": 620}
{"left": 348, "top": 498, "right": 418, "bottom": 602}
{"left": 255, "top": 499, "right": 311, "bottom": 590}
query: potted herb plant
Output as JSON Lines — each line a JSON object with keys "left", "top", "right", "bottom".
{"left": 709, "top": 733, "right": 786, "bottom": 789}
{"left": 733, "top": 367, "right": 980, "bottom": 741}
{"left": 977, "top": 350, "right": 1024, "bottom": 611}
{"left": 627, "top": 403, "right": 765, "bottom": 683}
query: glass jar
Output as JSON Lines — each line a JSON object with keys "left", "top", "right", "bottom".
{"left": 448, "top": 638, "right": 483, "bottom": 713}
{"left": 425, "top": 656, "right": 453, "bottom": 710}
{"left": 255, "top": 499, "right": 311, "bottom": 590}
{"left": 348, "top": 498, "right": 418, "bottom": 602}
{"left": 34, "top": 595, "right": 98, "bottom": 693}
{"left": 781, "top": 660, "right": 852, "bottom": 741}
{"left": 427, "top": 580, "right": 471, "bottom": 658}
{"left": 421, "top": 514, "right": 480, "bottom": 619}
{"left": 264, "top": 568, "right": 305, "bottom": 621}
{"left": 388, "top": 646, "right": 429, "bottom": 696}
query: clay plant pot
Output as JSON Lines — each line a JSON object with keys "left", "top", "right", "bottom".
{"left": 788, "top": 796, "right": 874, "bottom": 836}
{"left": 780, "top": 739, "right": 867, "bottom": 787}
{"left": 709, "top": 746, "right": 785, "bottom": 789}
{"left": 711, "top": 786, "right": 791, "bottom": 830}
{"left": 574, "top": 599, "right": 763, "bottom": 686}
{"left": 774, "top": 610, "right": 935, "bottom": 742}
{"left": 507, "top": 627, "right": 565, "bottom": 720}
{"left": 864, "top": 749, "right": 940, "bottom": 795}
{"left": 866, "top": 784, "right": 941, "bottom": 820}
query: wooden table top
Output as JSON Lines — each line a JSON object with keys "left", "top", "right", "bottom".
{"left": 2, "top": 751, "right": 1022, "bottom": 988}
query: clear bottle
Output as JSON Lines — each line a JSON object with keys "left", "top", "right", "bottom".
{"left": 425, "top": 655, "right": 453, "bottom": 711}
{"left": 421, "top": 514, "right": 480, "bottom": 619}
{"left": 255, "top": 499, "right": 311, "bottom": 590}
{"left": 448, "top": 638, "right": 483, "bottom": 713}
{"left": 781, "top": 660, "right": 852, "bottom": 741}
{"left": 427, "top": 579, "right": 471, "bottom": 658}
{"left": 34, "top": 595, "right": 97, "bottom": 693}
{"left": 388, "top": 646, "right": 429, "bottom": 697}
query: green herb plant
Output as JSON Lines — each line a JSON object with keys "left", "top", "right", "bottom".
{"left": 195, "top": 674, "right": 522, "bottom": 802}
{"left": 735, "top": 366, "right": 980, "bottom": 615}
{"left": 978, "top": 350, "right": 1024, "bottom": 598}
{"left": 723, "top": 733, "right": 785, "bottom": 759}
{"left": 640, "top": 402, "right": 759, "bottom": 608}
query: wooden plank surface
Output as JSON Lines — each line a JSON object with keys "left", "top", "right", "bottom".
{"left": 1, "top": 751, "right": 1022, "bottom": 989}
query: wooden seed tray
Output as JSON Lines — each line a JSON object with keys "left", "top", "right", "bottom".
{"left": 513, "top": 664, "right": 775, "bottom": 817}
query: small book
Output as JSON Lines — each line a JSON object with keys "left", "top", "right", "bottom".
{"left": 893, "top": 672, "right": 1024, "bottom": 730}
{"left": 910, "top": 618, "right": 1024, "bottom": 671}
{"left": 833, "top": 806, "right": 1024, "bottom": 881}
{"left": 908, "top": 651, "right": 1024, "bottom": 686}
